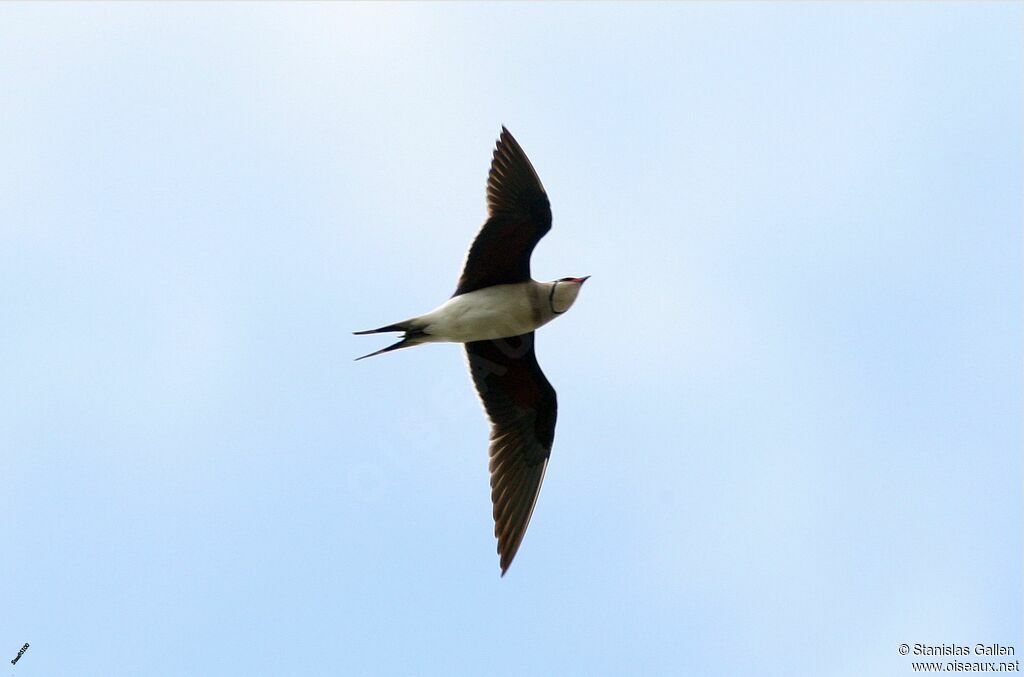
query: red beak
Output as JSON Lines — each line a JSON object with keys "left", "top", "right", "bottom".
{"left": 575, "top": 276, "right": 591, "bottom": 284}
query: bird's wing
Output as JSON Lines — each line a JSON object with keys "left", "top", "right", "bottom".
{"left": 454, "top": 127, "right": 552, "bottom": 296}
{"left": 465, "top": 332, "right": 556, "bottom": 574}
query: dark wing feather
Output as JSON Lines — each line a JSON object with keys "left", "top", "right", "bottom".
{"left": 454, "top": 127, "right": 552, "bottom": 296}
{"left": 465, "top": 332, "right": 557, "bottom": 574}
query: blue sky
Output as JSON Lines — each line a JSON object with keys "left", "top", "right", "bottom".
{"left": 1, "top": 3, "right": 1020, "bottom": 676}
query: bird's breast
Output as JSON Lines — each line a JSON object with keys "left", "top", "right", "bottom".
{"left": 422, "top": 283, "right": 549, "bottom": 342}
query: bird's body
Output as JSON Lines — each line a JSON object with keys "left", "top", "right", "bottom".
{"left": 355, "top": 127, "right": 587, "bottom": 574}
{"left": 363, "top": 280, "right": 582, "bottom": 347}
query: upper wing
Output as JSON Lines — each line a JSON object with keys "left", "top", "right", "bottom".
{"left": 454, "top": 127, "right": 552, "bottom": 296}
{"left": 464, "top": 332, "right": 557, "bottom": 574}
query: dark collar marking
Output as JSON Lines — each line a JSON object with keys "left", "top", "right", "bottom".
{"left": 548, "top": 281, "right": 565, "bottom": 315}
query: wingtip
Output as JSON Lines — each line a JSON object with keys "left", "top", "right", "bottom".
{"left": 499, "top": 545, "right": 519, "bottom": 576}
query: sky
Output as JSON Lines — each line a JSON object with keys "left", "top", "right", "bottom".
{"left": 1, "top": 3, "right": 1021, "bottom": 676}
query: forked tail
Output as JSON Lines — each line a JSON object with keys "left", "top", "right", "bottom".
{"left": 353, "top": 321, "right": 428, "bottom": 361}
{"left": 352, "top": 322, "right": 409, "bottom": 335}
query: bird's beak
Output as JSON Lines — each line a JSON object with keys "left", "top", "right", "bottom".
{"left": 576, "top": 275, "right": 591, "bottom": 284}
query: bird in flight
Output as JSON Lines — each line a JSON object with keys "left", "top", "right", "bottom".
{"left": 355, "top": 127, "right": 589, "bottom": 575}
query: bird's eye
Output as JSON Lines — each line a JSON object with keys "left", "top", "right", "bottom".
{"left": 559, "top": 277, "right": 573, "bottom": 282}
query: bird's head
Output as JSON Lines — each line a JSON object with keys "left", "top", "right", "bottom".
{"left": 548, "top": 276, "right": 590, "bottom": 315}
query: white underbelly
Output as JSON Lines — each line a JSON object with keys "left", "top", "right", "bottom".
{"left": 420, "top": 284, "right": 542, "bottom": 342}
